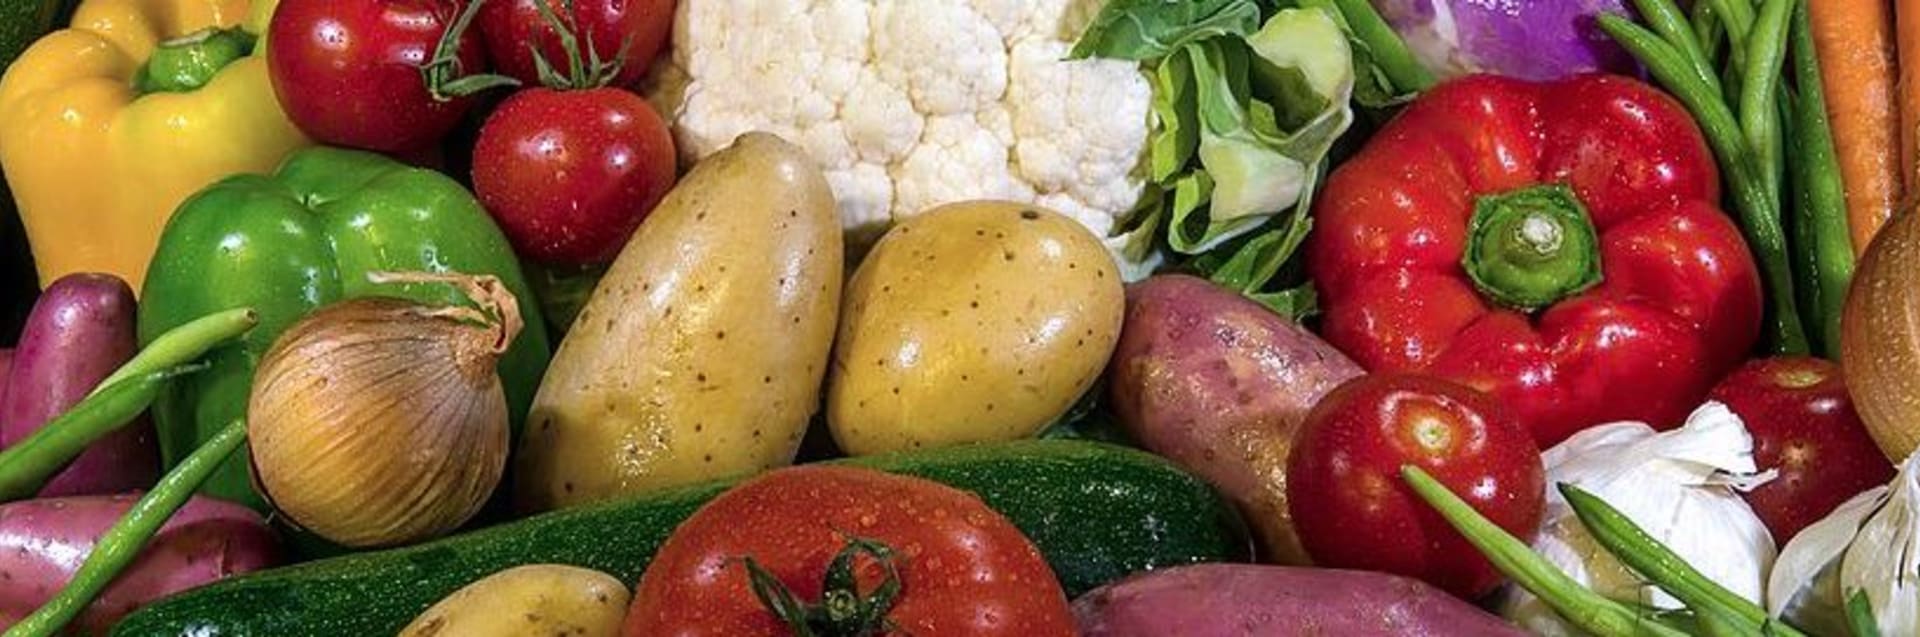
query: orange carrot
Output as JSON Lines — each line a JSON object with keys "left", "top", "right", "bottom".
{"left": 1810, "top": 0, "right": 1901, "bottom": 253}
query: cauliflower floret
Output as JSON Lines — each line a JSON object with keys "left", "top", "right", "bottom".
{"left": 652, "top": 0, "right": 1153, "bottom": 244}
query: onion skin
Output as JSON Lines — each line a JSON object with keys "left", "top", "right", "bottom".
{"left": 248, "top": 290, "right": 513, "bottom": 548}
{"left": 1842, "top": 209, "right": 1920, "bottom": 462}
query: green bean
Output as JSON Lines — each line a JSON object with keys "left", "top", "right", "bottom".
{"left": 1601, "top": 15, "right": 1810, "bottom": 354}
{"left": 4, "top": 418, "right": 247, "bottom": 637}
{"left": 0, "top": 368, "right": 194, "bottom": 500}
{"left": 1788, "top": 0, "right": 1854, "bottom": 358}
{"left": 1630, "top": 0, "right": 1721, "bottom": 91}
{"left": 93, "top": 308, "right": 256, "bottom": 392}
{"left": 1329, "top": 0, "right": 1434, "bottom": 93}
{"left": 1740, "top": 0, "right": 1793, "bottom": 212}
{"left": 0, "top": 308, "right": 255, "bottom": 502}
{"left": 1561, "top": 484, "right": 1810, "bottom": 637}
{"left": 1693, "top": 0, "right": 1724, "bottom": 63}
{"left": 1400, "top": 467, "right": 1690, "bottom": 637}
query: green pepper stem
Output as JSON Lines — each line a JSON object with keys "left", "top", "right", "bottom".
{"left": 1462, "top": 184, "right": 1604, "bottom": 311}
{"left": 133, "top": 27, "right": 256, "bottom": 96}
{"left": 3, "top": 418, "right": 247, "bottom": 637}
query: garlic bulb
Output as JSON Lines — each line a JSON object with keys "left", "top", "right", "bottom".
{"left": 1501, "top": 402, "right": 1777, "bottom": 634}
{"left": 1769, "top": 451, "right": 1920, "bottom": 635}
{"left": 248, "top": 272, "right": 520, "bottom": 548}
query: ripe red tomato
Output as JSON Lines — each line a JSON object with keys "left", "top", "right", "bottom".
{"left": 471, "top": 87, "right": 675, "bottom": 265}
{"left": 1710, "top": 357, "right": 1894, "bottom": 543}
{"left": 626, "top": 465, "right": 1076, "bottom": 636}
{"left": 1287, "top": 373, "right": 1545, "bottom": 599}
{"left": 477, "top": 0, "right": 676, "bottom": 88}
{"left": 268, "top": 0, "right": 484, "bottom": 153}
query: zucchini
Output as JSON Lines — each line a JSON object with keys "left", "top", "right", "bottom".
{"left": 114, "top": 440, "right": 1250, "bottom": 635}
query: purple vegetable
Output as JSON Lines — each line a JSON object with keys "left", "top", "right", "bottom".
{"left": 0, "top": 494, "right": 278, "bottom": 633}
{"left": 0, "top": 273, "right": 156, "bottom": 497}
{"left": 1074, "top": 564, "right": 1527, "bottom": 636}
{"left": 1376, "top": 0, "right": 1639, "bottom": 81}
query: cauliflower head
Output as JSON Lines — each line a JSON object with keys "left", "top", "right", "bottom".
{"left": 649, "top": 0, "right": 1153, "bottom": 244}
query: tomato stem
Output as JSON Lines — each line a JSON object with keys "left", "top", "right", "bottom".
{"left": 742, "top": 535, "right": 905, "bottom": 637}
{"left": 421, "top": 0, "right": 521, "bottom": 101}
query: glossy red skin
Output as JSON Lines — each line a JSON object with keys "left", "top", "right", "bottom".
{"left": 1309, "top": 74, "right": 1764, "bottom": 447}
{"left": 627, "top": 466, "right": 1076, "bottom": 637}
{"left": 473, "top": 87, "right": 676, "bottom": 265}
{"left": 268, "top": 0, "right": 484, "bottom": 153}
{"left": 1709, "top": 357, "right": 1894, "bottom": 543}
{"left": 1286, "top": 373, "right": 1545, "bottom": 599}
{"left": 477, "top": 0, "right": 676, "bottom": 88}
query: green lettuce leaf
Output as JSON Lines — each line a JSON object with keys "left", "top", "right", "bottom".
{"left": 1070, "top": 0, "right": 1266, "bottom": 61}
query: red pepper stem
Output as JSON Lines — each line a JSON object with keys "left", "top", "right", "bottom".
{"left": 1462, "top": 184, "right": 1604, "bottom": 311}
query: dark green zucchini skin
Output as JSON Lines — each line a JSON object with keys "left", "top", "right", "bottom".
{"left": 113, "top": 440, "right": 1251, "bottom": 636}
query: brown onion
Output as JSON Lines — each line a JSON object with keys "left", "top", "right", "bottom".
{"left": 1842, "top": 209, "right": 1920, "bottom": 462}
{"left": 248, "top": 272, "right": 521, "bottom": 547}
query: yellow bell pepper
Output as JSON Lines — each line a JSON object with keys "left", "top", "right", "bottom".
{"left": 0, "top": 0, "right": 308, "bottom": 294}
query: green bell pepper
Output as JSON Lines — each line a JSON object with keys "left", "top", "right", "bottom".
{"left": 138, "top": 146, "right": 551, "bottom": 509}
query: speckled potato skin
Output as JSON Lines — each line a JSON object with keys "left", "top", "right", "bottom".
{"left": 1105, "top": 275, "right": 1365, "bottom": 565}
{"left": 515, "top": 133, "right": 842, "bottom": 512}
{"left": 828, "top": 201, "right": 1124, "bottom": 456}
{"left": 399, "top": 565, "right": 630, "bottom": 637}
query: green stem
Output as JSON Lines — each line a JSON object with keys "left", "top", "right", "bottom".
{"left": 1600, "top": 14, "right": 1810, "bottom": 355}
{"left": 1462, "top": 184, "right": 1604, "bottom": 311}
{"left": 0, "top": 368, "right": 195, "bottom": 501}
{"left": 1787, "top": 0, "right": 1854, "bottom": 358}
{"left": 133, "top": 27, "right": 256, "bottom": 96}
{"left": 1560, "top": 484, "right": 1810, "bottom": 637}
{"left": 1328, "top": 0, "right": 1434, "bottom": 93}
{"left": 3, "top": 419, "right": 247, "bottom": 637}
{"left": 1631, "top": 0, "right": 1721, "bottom": 93}
{"left": 1847, "top": 590, "right": 1884, "bottom": 637}
{"left": 95, "top": 308, "right": 255, "bottom": 392}
{"left": 1399, "top": 467, "right": 1690, "bottom": 637}
{"left": 1740, "top": 0, "right": 1793, "bottom": 214}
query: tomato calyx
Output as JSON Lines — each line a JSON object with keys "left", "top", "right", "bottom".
{"left": 742, "top": 535, "right": 906, "bottom": 637}
{"left": 424, "top": 0, "right": 628, "bottom": 100}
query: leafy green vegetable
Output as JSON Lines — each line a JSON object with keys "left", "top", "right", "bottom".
{"left": 1095, "top": 7, "right": 1354, "bottom": 300}
{"left": 1070, "top": 0, "right": 1265, "bottom": 61}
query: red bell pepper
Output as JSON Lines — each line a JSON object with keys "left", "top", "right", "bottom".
{"left": 1308, "top": 74, "right": 1763, "bottom": 447}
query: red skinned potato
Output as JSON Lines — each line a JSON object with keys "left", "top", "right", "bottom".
{"left": 1105, "top": 274, "right": 1364, "bottom": 565}
{"left": 0, "top": 273, "right": 155, "bottom": 496}
{"left": 0, "top": 494, "right": 278, "bottom": 633}
{"left": 1074, "top": 564, "right": 1526, "bottom": 636}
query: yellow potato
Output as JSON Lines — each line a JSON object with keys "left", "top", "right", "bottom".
{"left": 398, "top": 564, "right": 630, "bottom": 637}
{"left": 828, "top": 201, "right": 1124, "bottom": 455}
{"left": 515, "top": 133, "right": 842, "bottom": 511}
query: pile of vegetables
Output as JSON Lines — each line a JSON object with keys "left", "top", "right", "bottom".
{"left": 4, "top": 0, "right": 1920, "bottom": 635}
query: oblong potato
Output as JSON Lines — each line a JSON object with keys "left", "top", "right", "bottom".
{"left": 399, "top": 564, "right": 630, "bottom": 637}
{"left": 515, "top": 133, "right": 843, "bottom": 511}
{"left": 828, "top": 201, "right": 1124, "bottom": 455}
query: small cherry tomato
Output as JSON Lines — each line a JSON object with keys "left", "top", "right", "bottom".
{"left": 471, "top": 86, "right": 675, "bottom": 265}
{"left": 627, "top": 465, "right": 1076, "bottom": 636}
{"left": 1710, "top": 357, "right": 1894, "bottom": 542}
{"left": 1287, "top": 373, "right": 1546, "bottom": 599}
{"left": 267, "top": 0, "right": 484, "bottom": 153}
{"left": 477, "top": 0, "right": 676, "bottom": 88}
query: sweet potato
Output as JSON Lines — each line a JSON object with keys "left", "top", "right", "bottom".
{"left": 1074, "top": 564, "right": 1526, "bottom": 637}
{"left": 0, "top": 494, "right": 278, "bottom": 633}
{"left": 1105, "top": 275, "right": 1363, "bottom": 564}
{"left": 0, "top": 273, "right": 155, "bottom": 496}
